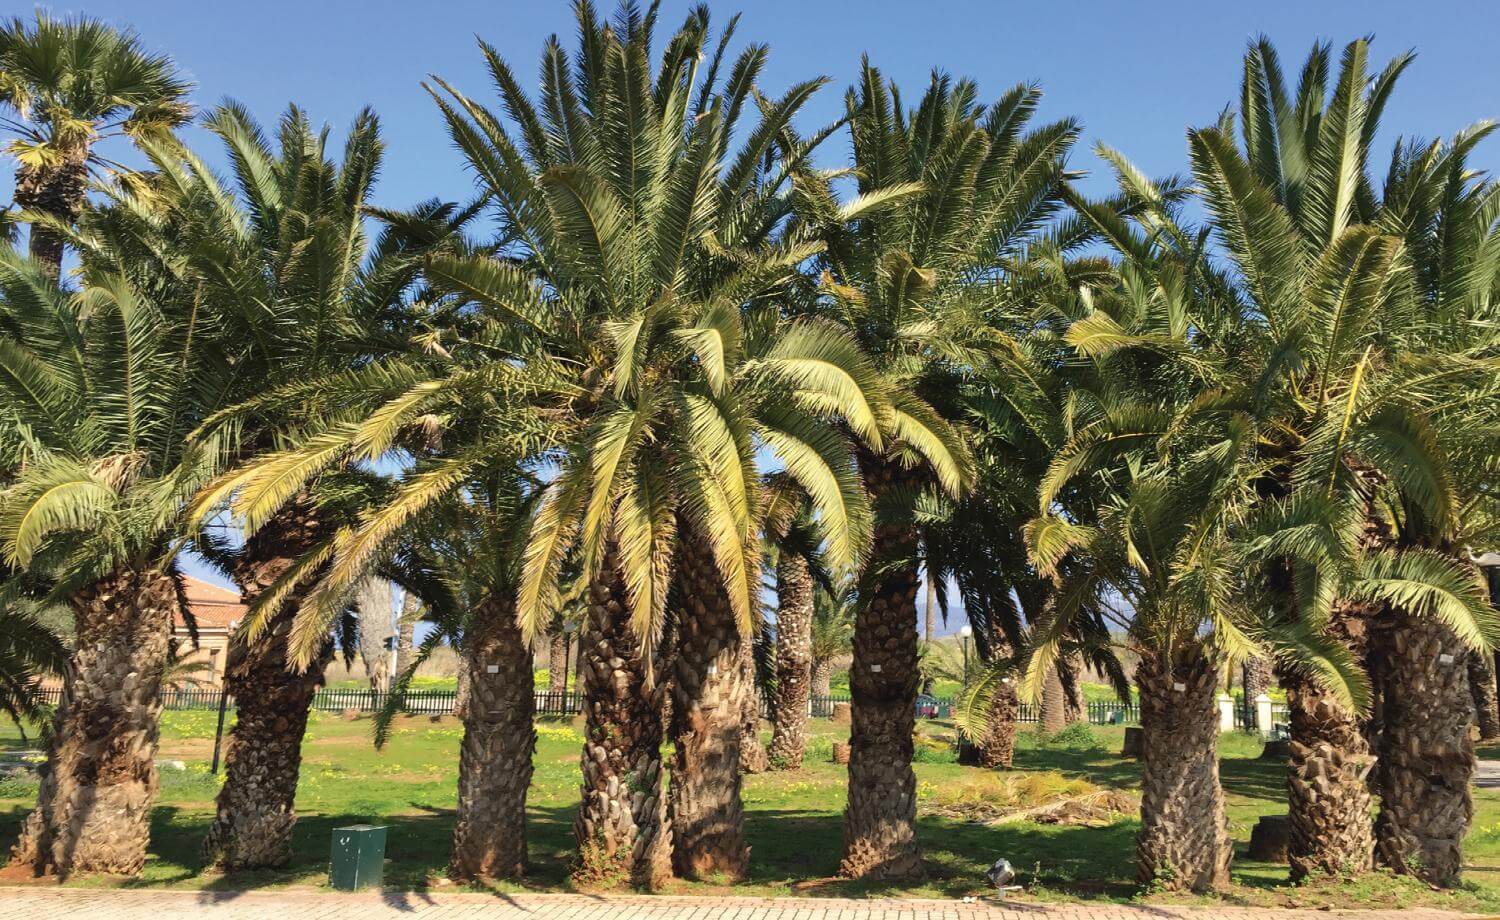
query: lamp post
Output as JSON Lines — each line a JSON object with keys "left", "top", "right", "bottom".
{"left": 958, "top": 624, "right": 973, "bottom": 684}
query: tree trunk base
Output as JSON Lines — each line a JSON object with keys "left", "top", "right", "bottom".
{"left": 1135, "top": 647, "right": 1231, "bottom": 893}
{"left": 11, "top": 564, "right": 175, "bottom": 878}
{"left": 449, "top": 598, "right": 534, "bottom": 882}
{"left": 1373, "top": 612, "right": 1474, "bottom": 887}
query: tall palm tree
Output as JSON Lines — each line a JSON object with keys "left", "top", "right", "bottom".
{"left": 211, "top": 3, "right": 883, "bottom": 885}
{"left": 791, "top": 65, "right": 1077, "bottom": 878}
{"left": 143, "top": 103, "right": 470, "bottom": 870}
{"left": 763, "top": 479, "right": 826, "bottom": 769}
{"left": 0, "top": 241, "right": 229, "bottom": 876}
{"left": 1058, "top": 43, "right": 1498, "bottom": 882}
{"left": 0, "top": 12, "right": 190, "bottom": 275}
{"left": 1360, "top": 122, "right": 1500, "bottom": 884}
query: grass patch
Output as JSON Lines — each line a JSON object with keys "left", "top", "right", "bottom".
{"left": 0, "top": 712, "right": 1496, "bottom": 911}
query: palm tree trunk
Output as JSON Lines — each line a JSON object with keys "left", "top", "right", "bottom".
{"left": 1468, "top": 650, "right": 1500, "bottom": 741}
{"left": 10, "top": 561, "right": 176, "bottom": 877}
{"left": 768, "top": 552, "right": 814, "bottom": 769}
{"left": 1058, "top": 654, "right": 1086, "bottom": 724}
{"left": 449, "top": 595, "right": 534, "bottom": 882}
{"left": 979, "top": 674, "right": 1019, "bottom": 769}
{"left": 812, "top": 659, "right": 833, "bottom": 702}
{"left": 1243, "top": 655, "right": 1274, "bottom": 701}
{"left": 1279, "top": 596, "right": 1374, "bottom": 881}
{"left": 1134, "top": 643, "right": 1231, "bottom": 893}
{"left": 548, "top": 629, "right": 569, "bottom": 694}
{"left": 667, "top": 534, "right": 750, "bottom": 881}
{"left": 13, "top": 146, "right": 89, "bottom": 278}
{"left": 738, "top": 632, "right": 769, "bottom": 775}
{"left": 1041, "top": 665, "right": 1067, "bottom": 733}
{"left": 203, "top": 505, "right": 328, "bottom": 870}
{"left": 840, "top": 452, "right": 924, "bottom": 881}
{"left": 574, "top": 543, "right": 670, "bottom": 889}
{"left": 1371, "top": 610, "right": 1474, "bottom": 886}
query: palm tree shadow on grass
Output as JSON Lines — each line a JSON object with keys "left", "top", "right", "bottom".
{"left": 0, "top": 794, "right": 1295, "bottom": 899}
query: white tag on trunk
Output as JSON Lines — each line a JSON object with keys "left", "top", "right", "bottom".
{"left": 707, "top": 663, "right": 717, "bottom": 676}
{"left": 1172, "top": 682, "right": 1186, "bottom": 692}
{"left": 1439, "top": 653, "right": 1455, "bottom": 665}
{"left": 486, "top": 664, "right": 499, "bottom": 674}
{"left": 870, "top": 664, "right": 882, "bottom": 673}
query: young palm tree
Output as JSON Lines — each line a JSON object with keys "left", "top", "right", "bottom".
{"left": 0, "top": 244, "right": 229, "bottom": 876}
{"left": 0, "top": 12, "right": 190, "bottom": 275}
{"left": 790, "top": 65, "right": 1077, "bottom": 877}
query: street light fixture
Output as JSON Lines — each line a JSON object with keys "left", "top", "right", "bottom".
{"left": 958, "top": 624, "right": 973, "bottom": 683}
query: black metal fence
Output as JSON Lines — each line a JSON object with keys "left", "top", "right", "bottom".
{"left": 41, "top": 687, "right": 1150, "bottom": 724}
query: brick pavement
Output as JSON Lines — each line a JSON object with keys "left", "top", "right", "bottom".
{"left": 0, "top": 887, "right": 1478, "bottom": 920}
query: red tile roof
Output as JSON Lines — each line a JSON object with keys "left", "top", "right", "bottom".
{"left": 175, "top": 575, "right": 245, "bottom": 631}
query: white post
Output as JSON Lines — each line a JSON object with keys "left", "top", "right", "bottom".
{"left": 1217, "top": 693, "right": 1235, "bottom": 732}
{"left": 388, "top": 586, "right": 400, "bottom": 689}
{"left": 1255, "top": 693, "right": 1274, "bottom": 738}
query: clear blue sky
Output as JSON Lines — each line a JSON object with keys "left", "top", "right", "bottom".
{"left": 6, "top": 0, "right": 1496, "bottom": 209}
{"left": 8, "top": 1, "right": 1498, "bottom": 623}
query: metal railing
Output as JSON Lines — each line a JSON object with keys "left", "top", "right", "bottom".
{"left": 37, "top": 687, "right": 1153, "bottom": 724}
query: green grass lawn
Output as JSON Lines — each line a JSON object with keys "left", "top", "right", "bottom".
{"left": 1, "top": 712, "right": 1497, "bottom": 911}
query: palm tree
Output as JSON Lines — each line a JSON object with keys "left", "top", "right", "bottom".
{"left": 1058, "top": 42, "right": 1499, "bottom": 882}
{"left": 763, "top": 479, "right": 826, "bottom": 769}
{"left": 790, "top": 66, "right": 1078, "bottom": 877}
{"left": 809, "top": 585, "right": 854, "bottom": 702}
{"left": 0, "top": 241, "right": 229, "bottom": 876}
{"left": 148, "top": 102, "right": 469, "bottom": 871}
{"left": 1027, "top": 442, "right": 1259, "bottom": 891}
{"left": 1359, "top": 122, "right": 1500, "bottom": 884}
{"left": 0, "top": 599, "right": 67, "bottom": 731}
{"left": 0, "top": 12, "right": 190, "bottom": 276}
{"left": 413, "top": 4, "right": 885, "bottom": 884}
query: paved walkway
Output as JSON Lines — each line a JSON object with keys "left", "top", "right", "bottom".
{"left": 0, "top": 888, "right": 1476, "bottom": 920}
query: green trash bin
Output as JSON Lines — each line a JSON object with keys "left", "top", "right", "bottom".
{"left": 329, "top": 824, "right": 387, "bottom": 891}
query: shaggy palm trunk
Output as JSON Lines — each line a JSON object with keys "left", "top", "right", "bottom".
{"left": 979, "top": 672, "right": 1019, "bottom": 770}
{"left": 548, "top": 630, "right": 569, "bottom": 694}
{"left": 202, "top": 506, "right": 329, "bottom": 870}
{"left": 667, "top": 535, "right": 750, "bottom": 881}
{"left": 812, "top": 660, "right": 833, "bottom": 702}
{"left": 768, "top": 552, "right": 814, "bottom": 769}
{"left": 1280, "top": 596, "right": 1375, "bottom": 881}
{"left": 449, "top": 595, "right": 534, "bottom": 882}
{"left": 13, "top": 146, "right": 89, "bottom": 277}
{"left": 1041, "top": 665, "right": 1068, "bottom": 733}
{"left": 1059, "top": 654, "right": 1086, "bottom": 724}
{"left": 841, "top": 452, "right": 924, "bottom": 880}
{"left": 452, "top": 663, "right": 472, "bottom": 719}
{"left": 738, "top": 634, "right": 769, "bottom": 775}
{"left": 1469, "top": 650, "right": 1500, "bottom": 741}
{"left": 574, "top": 543, "right": 670, "bottom": 889}
{"left": 11, "top": 561, "right": 176, "bottom": 877}
{"left": 1243, "top": 655, "right": 1274, "bottom": 702}
{"left": 1134, "top": 644, "right": 1231, "bottom": 893}
{"left": 1371, "top": 609, "right": 1474, "bottom": 886}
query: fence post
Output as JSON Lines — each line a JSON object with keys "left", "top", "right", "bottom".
{"left": 210, "top": 686, "right": 231, "bottom": 774}
{"left": 1254, "top": 693, "right": 1274, "bottom": 738}
{"left": 1216, "top": 693, "right": 1234, "bottom": 732}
